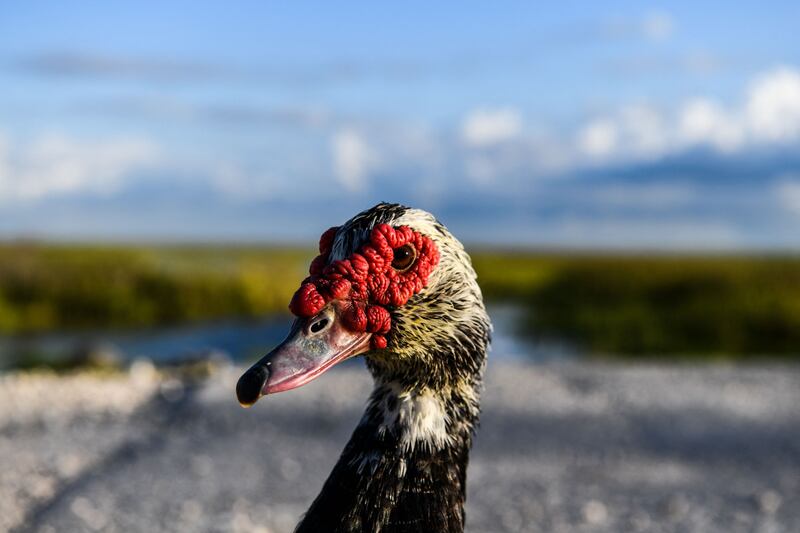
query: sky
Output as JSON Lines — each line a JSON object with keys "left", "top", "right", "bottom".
{"left": 1, "top": 1, "right": 800, "bottom": 248}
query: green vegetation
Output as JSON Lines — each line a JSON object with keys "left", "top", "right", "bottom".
{"left": 509, "top": 255, "right": 800, "bottom": 358}
{"left": 0, "top": 243, "right": 313, "bottom": 333}
{"left": 1, "top": 243, "right": 799, "bottom": 358}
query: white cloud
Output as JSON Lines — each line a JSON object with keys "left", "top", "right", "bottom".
{"left": 333, "top": 66, "right": 800, "bottom": 194}
{"left": 461, "top": 108, "right": 522, "bottom": 147}
{"left": 577, "top": 118, "right": 619, "bottom": 158}
{"left": 678, "top": 98, "right": 744, "bottom": 152}
{"left": 578, "top": 105, "right": 672, "bottom": 161}
{"left": 572, "top": 66, "right": 800, "bottom": 166}
{"left": 619, "top": 104, "right": 669, "bottom": 156}
{"left": 331, "top": 128, "right": 378, "bottom": 191}
{"left": 674, "top": 67, "right": 800, "bottom": 151}
{"left": 579, "top": 99, "right": 740, "bottom": 163}
{"left": 0, "top": 132, "right": 159, "bottom": 203}
{"left": 746, "top": 67, "right": 800, "bottom": 142}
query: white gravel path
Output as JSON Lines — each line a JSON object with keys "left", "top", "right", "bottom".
{"left": 2, "top": 360, "right": 799, "bottom": 533}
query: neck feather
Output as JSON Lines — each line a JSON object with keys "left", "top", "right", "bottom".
{"left": 295, "top": 374, "right": 481, "bottom": 533}
{"left": 297, "top": 287, "right": 490, "bottom": 533}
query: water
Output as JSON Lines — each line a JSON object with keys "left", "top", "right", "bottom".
{"left": 0, "top": 305, "right": 575, "bottom": 370}
{"left": 488, "top": 304, "right": 576, "bottom": 362}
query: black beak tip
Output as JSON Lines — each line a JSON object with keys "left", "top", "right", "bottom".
{"left": 236, "top": 365, "right": 270, "bottom": 407}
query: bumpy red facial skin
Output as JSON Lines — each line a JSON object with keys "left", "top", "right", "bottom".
{"left": 289, "top": 224, "right": 440, "bottom": 350}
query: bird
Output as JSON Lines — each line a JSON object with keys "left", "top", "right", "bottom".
{"left": 236, "top": 202, "right": 491, "bottom": 533}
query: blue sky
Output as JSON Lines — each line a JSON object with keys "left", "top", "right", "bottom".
{"left": 1, "top": 1, "right": 800, "bottom": 247}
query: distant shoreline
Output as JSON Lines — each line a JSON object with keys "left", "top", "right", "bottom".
{"left": 1, "top": 243, "right": 799, "bottom": 359}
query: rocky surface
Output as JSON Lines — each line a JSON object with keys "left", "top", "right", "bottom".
{"left": 2, "top": 360, "right": 799, "bottom": 533}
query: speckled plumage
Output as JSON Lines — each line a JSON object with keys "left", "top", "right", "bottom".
{"left": 295, "top": 203, "right": 491, "bottom": 533}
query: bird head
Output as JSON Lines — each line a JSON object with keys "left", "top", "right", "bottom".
{"left": 237, "top": 203, "right": 490, "bottom": 407}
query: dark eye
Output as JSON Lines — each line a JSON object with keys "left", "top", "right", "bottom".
{"left": 391, "top": 244, "right": 417, "bottom": 272}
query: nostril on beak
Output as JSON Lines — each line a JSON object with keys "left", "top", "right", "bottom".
{"left": 236, "top": 364, "right": 271, "bottom": 407}
{"left": 309, "top": 317, "right": 329, "bottom": 334}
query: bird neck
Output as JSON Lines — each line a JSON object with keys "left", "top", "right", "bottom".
{"left": 295, "top": 377, "right": 481, "bottom": 533}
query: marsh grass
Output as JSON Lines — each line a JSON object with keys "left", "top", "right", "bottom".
{"left": 1, "top": 244, "right": 799, "bottom": 358}
{"left": 0, "top": 243, "right": 313, "bottom": 333}
{"left": 515, "top": 254, "right": 800, "bottom": 358}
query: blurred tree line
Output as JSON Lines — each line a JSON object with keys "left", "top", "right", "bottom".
{"left": 2, "top": 244, "right": 799, "bottom": 358}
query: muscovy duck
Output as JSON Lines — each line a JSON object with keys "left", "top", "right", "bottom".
{"left": 237, "top": 202, "right": 491, "bottom": 533}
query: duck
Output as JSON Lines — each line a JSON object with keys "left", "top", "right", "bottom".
{"left": 236, "top": 202, "right": 491, "bottom": 533}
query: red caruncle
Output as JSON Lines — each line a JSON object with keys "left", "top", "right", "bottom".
{"left": 289, "top": 223, "right": 440, "bottom": 350}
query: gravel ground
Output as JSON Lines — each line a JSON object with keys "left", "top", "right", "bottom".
{"left": 2, "top": 360, "right": 799, "bottom": 533}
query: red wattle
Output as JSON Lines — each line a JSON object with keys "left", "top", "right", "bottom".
{"left": 319, "top": 227, "right": 338, "bottom": 255}
{"left": 288, "top": 223, "right": 440, "bottom": 349}
{"left": 289, "top": 282, "right": 326, "bottom": 317}
{"left": 371, "top": 335, "right": 388, "bottom": 350}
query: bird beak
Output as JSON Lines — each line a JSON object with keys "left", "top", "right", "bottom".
{"left": 236, "top": 301, "right": 372, "bottom": 407}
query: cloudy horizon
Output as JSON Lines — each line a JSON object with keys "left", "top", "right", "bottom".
{"left": 1, "top": 2, "right": 799, "bottom": 248}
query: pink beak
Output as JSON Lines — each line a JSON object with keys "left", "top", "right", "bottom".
{"left": 236, "top": 301, "right": 372, "bottom": 407}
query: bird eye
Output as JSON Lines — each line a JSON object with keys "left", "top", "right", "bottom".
{"left": 391, "top": 244, "right": 417, "bottom": 272}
